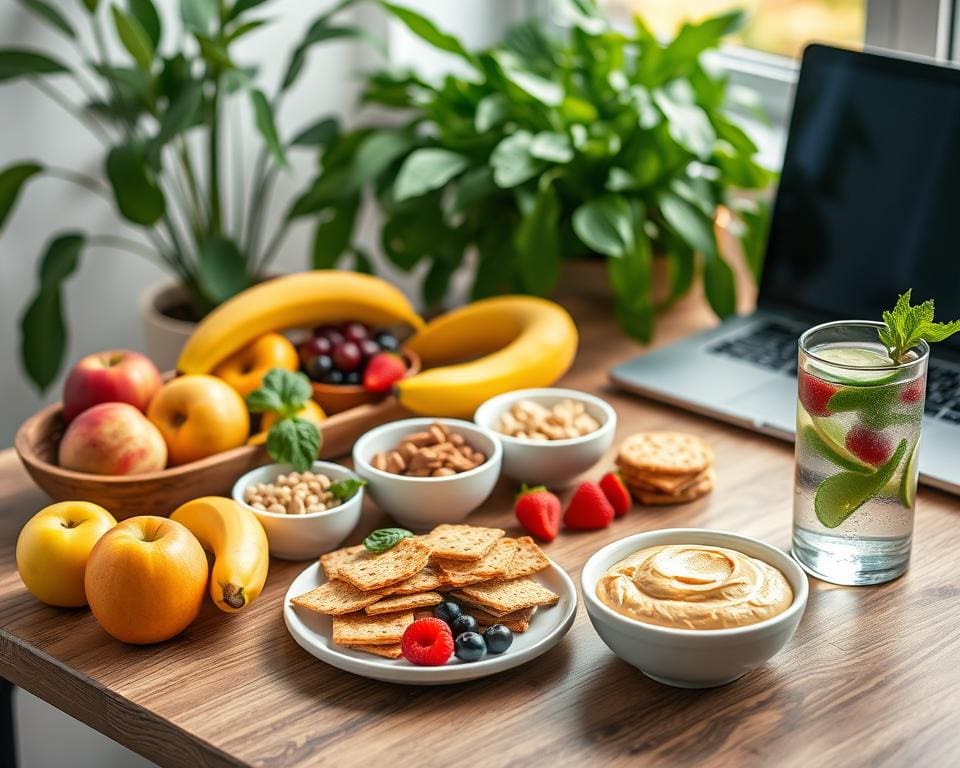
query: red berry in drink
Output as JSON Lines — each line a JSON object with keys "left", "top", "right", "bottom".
{"left": 799, "top": 371, "right": 839, "bottom": 417}
{"left": 299, "top": 336, "right": 331, "bottom": 366}
{"left": 332, "top": 341, "right": 362, "bottom": 372}
{"left": 844, "top": 425, "right": 893, "bottom": 465}
{"left": 900, "top": 377, "right": 926, "bottom": 404}
{"left": 342, "top": 322, "right": 369, "bottom": 343}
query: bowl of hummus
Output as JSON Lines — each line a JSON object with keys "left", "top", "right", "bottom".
{"left": 582, "top": 529, "right": 808, "bottom": 688}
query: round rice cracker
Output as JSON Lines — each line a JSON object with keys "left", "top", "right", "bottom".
{"left": 629, "top": 469, "right": 715, "bottom": 506}
{"left": 617, "top": 432, "right": 713, "bottom": 476}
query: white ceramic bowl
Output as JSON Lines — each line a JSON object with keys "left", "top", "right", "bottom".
{"left": 352, "top": 418, "right": 502, "bottom": 531}
{"left": 581, "top": 528, "right": 809, "bottom": 689}
{"left": 474, "top": 388, "right": 616, "bottom": 488}
{"left": 232, "top": 461, "right": 363, "bottom": 561}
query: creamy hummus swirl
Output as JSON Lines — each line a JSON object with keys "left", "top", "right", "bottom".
{"left": 595, "top": 544, "right": 793, "bottom": 630}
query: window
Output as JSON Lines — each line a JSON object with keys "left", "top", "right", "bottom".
{"left": 601, "top": 0, "right": 866, "bottom": 60}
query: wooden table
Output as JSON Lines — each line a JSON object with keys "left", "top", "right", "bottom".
{"left": 2, "top": 285, "right": 959, "bottom": 768}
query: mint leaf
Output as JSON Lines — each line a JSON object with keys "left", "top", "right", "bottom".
{"left": 363, "top": 527, "right": 413, "bottom": 553}
{"left": 879, "top": 290, "right": 960, "bottom": 362}
{"left": 329, "top": 477, "right": 366, "bottom": 502}
{"left": 265, "top": 417, "right": 321, "bottom": 472}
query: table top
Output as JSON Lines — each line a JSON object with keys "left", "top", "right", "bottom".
{"left": 2, "top": 282, "right": 959, "bottom": 768}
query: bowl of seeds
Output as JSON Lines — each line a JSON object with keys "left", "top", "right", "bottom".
{"left": 474, "top": 388, "right": 616, "bottom": 487}
{"left": 232, "top": 461, "right": 365, "bottom": 560}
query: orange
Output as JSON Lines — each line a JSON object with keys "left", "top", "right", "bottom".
{"left": 212, "top": 333, "right": 298, "bottom": 396}
{"left": 147, "top": 375, "right": 250, "bottom": 465}
{"left": 84, "top": 516, "right": 208, "bottom": 644}
{"left": 248, "top": 399, "right": 326, "bottom": 446}
{"left": 16, "top": 501, "right": 117, "bottom": 607}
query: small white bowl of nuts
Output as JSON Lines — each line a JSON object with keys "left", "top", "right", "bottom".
{"left": 352, "top": 418, "right": 502, "bottom": 531}
{"left": 474, "top": 388, "right": 616, "bottom": 487}
{"left": 231, "top": 461, "right": 364, "bottom": 560}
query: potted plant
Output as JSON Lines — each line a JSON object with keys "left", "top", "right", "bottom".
{"left": 291, "top": 0, "right": 774, "bottom": 341}
{"left": 0, "top": 0, "right": 372, "bottom": 388}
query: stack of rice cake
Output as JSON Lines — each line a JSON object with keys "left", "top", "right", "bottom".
{"left": 291, "top": 525, "right": 559, "bottom": 660}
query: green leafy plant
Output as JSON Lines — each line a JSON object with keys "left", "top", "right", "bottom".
{"left": 0, "top": 0, "right": 373, "bottom": 390}
{"left": 291, "top": 0, "right": 773, "bottom": 340}
{"left": 879, "top": 290, "right": 960, "bottom": 363}
{"left": 246, "top": 368, "right": 322, "bottom": 471}
{"left": 363, "top": 527, "right": 413, "bottom": 553}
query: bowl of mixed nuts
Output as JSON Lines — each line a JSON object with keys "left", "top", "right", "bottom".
{"left": 352, "top": 418, "right": 502, "bottom": 530}
{"left": 232, "top": 461, "right": 365, "bottom": 560}
{"left": 474, "top": 388, "right": 616, "bottom": 487}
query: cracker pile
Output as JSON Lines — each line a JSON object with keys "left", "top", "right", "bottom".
{"left": 615, "top": 432, "right": 715, "bottom": 505}
{"left": 291, "top": 525, "right": 558, "bottom": 660}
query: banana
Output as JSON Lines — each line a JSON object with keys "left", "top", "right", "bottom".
{"left": 177, "top": 271, "right": 424, "bottom": 374}
{"left": 396, "top": 296, "right": 578, "bottom": 418}
{"left": 170, "top": 497, "right": 269, "bottom": 613}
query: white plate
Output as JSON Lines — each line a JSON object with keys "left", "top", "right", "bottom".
{"left": 283, "top": 559, "right": 578, "bottom": 685}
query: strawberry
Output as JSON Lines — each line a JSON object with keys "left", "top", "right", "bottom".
{"left": 363, "top": 352, "right": 407, "bottom": 394}
{"left": 563, "top": 481, "right": 615, "bottom": 530}
{"left": 900, "top": 377, "right": 926, "bottom": 405}
{"left": 599, "top": 471, "right": 631, "bottom": 517}
{"left": 845, "top": 425, "right": 893, "bottom": 466}
{"left": 401, "top": 618, "right": 454, "bottom": 666}
{"left": 514, "top": 484, "right": 561, "bottom": 542}
{"left": 798, "top": 370, "right": 839, "bottom": 417}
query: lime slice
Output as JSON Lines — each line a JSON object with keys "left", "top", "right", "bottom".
{"left": 813, "top": 347, "right": 898, "bottom": 386}
{"left": 815, "top": 440, "right": 907, "bottom": 528}
{"left": 899, "top": 440, "right": 920, "bottom": 507}
{"left": 804, "top": 417, "right": 871, "bottom": 474}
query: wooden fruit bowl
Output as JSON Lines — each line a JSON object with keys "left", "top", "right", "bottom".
{"left": 311, "top": 349, "right": 420, "bottom": 415}
{"left": 15, "top": 397, "right": 409, "bottom": 520}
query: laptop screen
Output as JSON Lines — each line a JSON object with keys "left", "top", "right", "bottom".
{"left": 759, "top": 44, "right": 960, "bottom": 352}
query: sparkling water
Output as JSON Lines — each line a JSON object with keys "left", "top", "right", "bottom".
{"left": 792, "top": 336, "right": 926, "bottom": 585}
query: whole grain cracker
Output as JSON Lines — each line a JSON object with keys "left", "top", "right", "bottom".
{"left": 499, "top": 536, "right": 550, "bottom": 580}
{"left": 423, "top": 524, "right": 505, "bottom": 561}
{"left": 365, "top": 591, "right": 444, "bottom": 615}
{"left": 379, "top": 564, "right": 444, "bottom": 596}
{"left": 336, "top": 538, "right": 431, "bottom": 591}
{"left": 617, "top": 432, "right": 713, "bottom": 476}
{"left": 455, "top": 577, "right": 559, "bottom": 614}
{"left": 290, "top": 580, "right": 384, "bottom": 616}
{"left": 470, "top": 605, "right": 535, "bottom": 625}
{"left": 320, "top": 544, "right": 366, "bottom": 579}
{"left": 618, "top": 466, "right": 710, "bottom": 494}
{"left": 436, "top": 538, "right": 518, "bottom": 587}
{"left": 629, "top": 469, "right": 715, "bottom": 505}
{"left": 332, "top": 611, "right": 415, "bottom": 645}
{"left": 346, "top": 643, "right": 403, "bottom": 659}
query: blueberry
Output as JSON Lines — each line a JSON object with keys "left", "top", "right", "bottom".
{"left": 450, "top": 614, "right": 478, "bottom": 636}
{"left": 374, "top": 331, "right": 400, "bottom": 351}
{"left": 304, "top": 354, "right": 333, "bottom": 380}
{"left": 482, "top": 624, "right": 513, "bottom": 655}
{"left": 345, "top": 371, "right": 361, "bottom": 385}
{"left": 433, "top": 601, "right": 462, "bottom": 625}
{"left": 320, "top": 369, "right": 345, "bottom": 385}
{"left": 454, "top": 631, "right": 485, "bottom": 662}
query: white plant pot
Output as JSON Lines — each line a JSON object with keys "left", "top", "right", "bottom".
{"left": 140, "top": 281, "right": 197, "bottom": 371}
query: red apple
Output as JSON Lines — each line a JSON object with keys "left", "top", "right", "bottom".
{"left": 59, "top": 403, "right": 167, "bottom": 475}
{"left": 62, "top": 350, "right": 162, "bottom": 422}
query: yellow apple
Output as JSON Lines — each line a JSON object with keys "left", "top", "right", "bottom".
{"left": 16, "top": 501, "right": 117, "bottom": 607}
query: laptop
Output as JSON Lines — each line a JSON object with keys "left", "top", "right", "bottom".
{"left": 610, "top": 44, "right": 960, "bottom": 494}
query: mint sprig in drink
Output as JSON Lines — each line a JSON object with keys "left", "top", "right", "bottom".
{"left": 792, "top": 292, "right": 960, "bottom": 585}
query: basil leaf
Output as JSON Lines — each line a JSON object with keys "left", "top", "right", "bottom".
{"left": 265, "top": 417, "right": 321, "bottom": 473}
{"left": 328, "top": 477, "right": 366, "bottom": 502}
{"left": 363, "top": 527, "right": 413, "bottom": 553}
{"left": 262, "top": 368, "right": 312, "bottom": 410}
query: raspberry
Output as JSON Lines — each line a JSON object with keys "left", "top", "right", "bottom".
{"left": 799, "top": 371, "right": 838, "bottom": 417}
{"left": 900, "top": 377, "right": 926, "bottom": 405}
{"left": 401, "top": 618, "right": 454, "bottom": 666}
{"left": 845, "top": 425, "right": 893, "bottom": 466}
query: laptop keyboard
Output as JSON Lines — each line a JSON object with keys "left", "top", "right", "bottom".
{"left": 708, "top": 320, "right": 960, "bottom": 421}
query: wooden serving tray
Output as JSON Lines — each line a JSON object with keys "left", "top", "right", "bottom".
{"left": 14, "top": 397, "right": 408, "bottom": 519}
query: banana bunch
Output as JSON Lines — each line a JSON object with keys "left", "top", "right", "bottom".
{"left": 397, "top": 296, "right": 578, "bottom": 418}
{"left": 177, "top": 271, "right": 424, "bottom": 374}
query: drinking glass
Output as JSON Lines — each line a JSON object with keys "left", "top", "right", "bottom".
{"left": 792, "top": 321, "right": 928, "bottom": 585}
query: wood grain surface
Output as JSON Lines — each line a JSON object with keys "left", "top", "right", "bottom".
{"left": 2, "top": 283, "right": 959, "bottom": 768}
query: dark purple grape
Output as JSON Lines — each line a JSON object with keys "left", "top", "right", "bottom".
{"left": 304, "top": 354, "right": 333, "bottom": 380}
